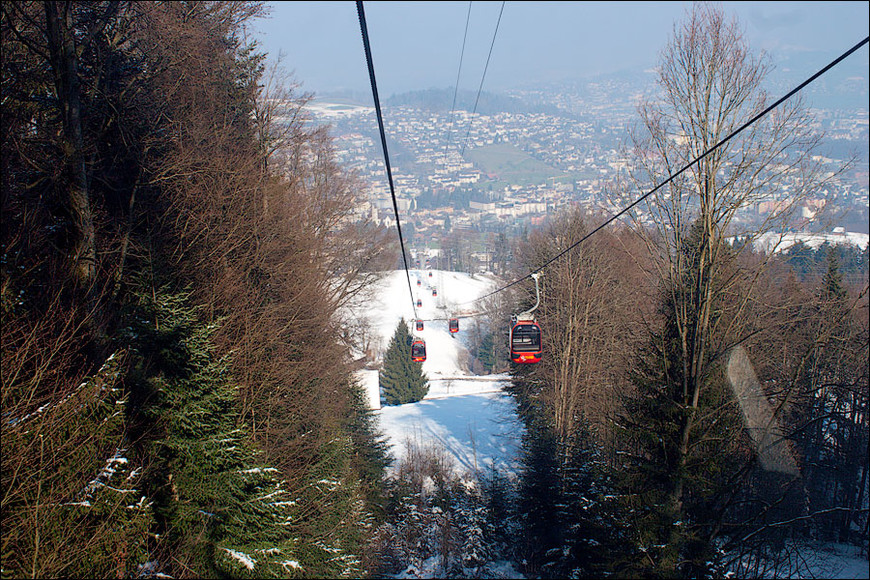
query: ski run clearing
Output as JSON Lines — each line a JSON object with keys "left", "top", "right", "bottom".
{"left": 353, "top": 268, "right": 523, "bottom": 479}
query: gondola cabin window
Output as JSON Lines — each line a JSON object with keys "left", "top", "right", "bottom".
{"left": 411, "top": 340, "right": 426, "bottom": 362}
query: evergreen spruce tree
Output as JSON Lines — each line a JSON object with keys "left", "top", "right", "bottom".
{"left": 477, "top": 331, "right": 497, "bottom": 373}
{"left": 347, "top": 378, "right": 392, "bottom": 519}
{"left": 821, "top": 248, "right": 848, "bottom": 302}
{"left": 612, "top": 221, "right": 744, "bottom": 577}
{"left": 380, "top": 319, "right": 428, "bottom": 405}
{"left": 456, "top": 490, "right": 489, "bottom": 575}
{"left": 788, "top": 250, "right": 868, "bottom": 544}
{"left": 479, "top": 464, "right": 516, "bottom": 562}
{"left": 516, "top": 410, "right": 562, "bottom": 577}
{"left": 125, "top": 283, "right": 356, "bottom": 578}
{"left": 549, "top": 427, "right": 620, "bottom": 579}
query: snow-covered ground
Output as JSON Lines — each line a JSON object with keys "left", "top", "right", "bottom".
{"left": 733, "top": 541, "right": 869, "bottom": 579}
{"left": 354, "top": 268, "right": 523, "bottom": 478}
{"left": 359, "top": 368, "right": 524, "bottom": 478}
{"left": 741, "top": 229, "right": 869, "bottom": 254}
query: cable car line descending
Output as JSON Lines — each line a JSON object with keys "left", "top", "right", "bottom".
{"left": 356, "top": 0, "right": 418, "bottom": 321}
{"left": 460, "top": 35, "right": 870, "bottom": 309}
{"left": 357, "top": 1, "right": 865, "bottom": 364}
{"left": 459, "top": 0, "right": 505, "bottom": 157}
{"left": 410, "top": 313, "right": 484, "bottom": 323}
{"left": 443, "top": 1, "right": 473, "bottom": 163}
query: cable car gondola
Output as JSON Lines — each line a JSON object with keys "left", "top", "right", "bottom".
{"left": 417, "top": 279, "right": 421, "bottom": 286}
{"left": 510, "top": 272, "right": 543, "bottom": 364}
{"left": 416, "top": 319, "right": 424, "bottom": 331}
{"left": 448, "top": 318, "right": 459, "bottom": 333}
{"left": 416, "top": 299, "right": 422, "bottom": 307}
{"left": 432, "top": 289, "right": 437, "bottom": 297}
{"left": 428, "top": 271, "right": 432, "bottom": 277}
{"left": 510, "top": 320, "right": 542, "bottom": 364}
{"left": 410, "top": 339, "right": 426, "bottom": 362}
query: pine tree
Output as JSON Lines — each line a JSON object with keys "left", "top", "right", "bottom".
{"left": 456, "top": 491, "right": 489, "bottom": 575}
{"left": 479, "top": 464, "right": 516, "bottom": 562}
{"left": 790, "top": 250, "right": 869, "bottom": 544}
{"left": 516, "top": 410, "right": 562, "bottom": 577}
{"left": 477, "top": 331, "right": 497, "bottom": 373}
{"left": 125, "top": 283, "right": 349, "bottom": 578}
{"left": 821, "top": 248, "right": 848, "bottom": 302}
{"left": 612, "top": 221, "right": 744, "bottom": 577}
{"left": 380, "top": 319, "right": 428, "bottom": 405}
{"left": 347, "top": 378, "right": 392, "bottom": 517}
{"left": 550, "top": 427, "right": 620, "bottom": 579}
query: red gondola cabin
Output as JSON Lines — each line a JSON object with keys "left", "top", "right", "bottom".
{"left": 416, "top": 319, "right": 424, "bottom": 331}
{"left": 411, "top": 339, "right": 426, "bottom": 362}
{"left": 448, "top": 318, "right": 459, "bottom": 333}
{"left": 510, "top": 320, "right": 542, "bottom": 364}
{"left": 416, "top": 299, "right": 422, "bottom": 307}
{"left": 432, "top": 289, "right": 437, "bottom": 296}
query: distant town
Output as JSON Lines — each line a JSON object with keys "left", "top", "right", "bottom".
{"left": 301, "top": 75, "right": 869, "bottom": 271}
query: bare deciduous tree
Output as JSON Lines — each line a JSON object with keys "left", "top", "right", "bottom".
{"left": 610, "top": 3, "right": 835, "bottom": 574}
{"left": 514, "top": 208, "right": 644, "bottom": 449}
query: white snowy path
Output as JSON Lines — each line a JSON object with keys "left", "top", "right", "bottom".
{"left": 355, "top": 268, "right": 524, "bottom": 478}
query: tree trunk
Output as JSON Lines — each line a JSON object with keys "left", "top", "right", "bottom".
{"left": 45, "top": 1, "right": 96, "bottom": 290}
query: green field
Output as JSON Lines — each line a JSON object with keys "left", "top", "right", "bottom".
{"left": 464, "top": 143, "right": 564, "bottom": 186}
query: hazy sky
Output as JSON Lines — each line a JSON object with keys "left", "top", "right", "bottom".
{"left": 249, "top": 1, "right": 869, "bottom": 97}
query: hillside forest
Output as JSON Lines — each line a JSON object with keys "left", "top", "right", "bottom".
{"left": 1, "top": 2, "right": 867, "bottom": 579}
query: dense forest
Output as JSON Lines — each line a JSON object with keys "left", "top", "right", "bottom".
{"left": 1, "top": 2, "right": 867, "bottom": 579}
{"left": 2, "top": 1, "right": 395, "bottom": 577}
{"left": 384, "top": 88, "right": 564, "bottom": 118}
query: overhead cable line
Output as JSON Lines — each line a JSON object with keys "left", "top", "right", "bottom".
{"left": 356, "top": 0, "right": 418, "bottom": 320}
{"left": 443, "top": 1, "right": 473, "bottom": 163}
{"left": 462, "top": 35, "right": 870, "bottom": 308}
{"left": 459, "top": 0, "right": 505, "bottom": 157}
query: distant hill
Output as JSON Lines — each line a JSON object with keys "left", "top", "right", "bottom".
{"left": 384, "top": 87, "right": 565, "bottom": 116}
{"left": 317, "top": 56, "right": 867, "bottom": 116}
